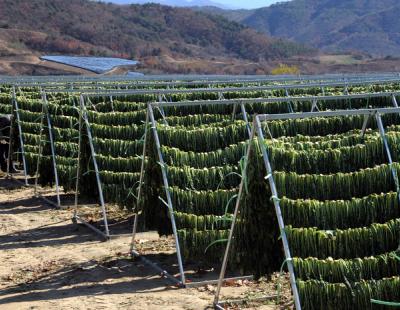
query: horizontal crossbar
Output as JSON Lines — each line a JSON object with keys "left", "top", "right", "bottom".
{"left": 42, "top": 77, "right": 400, "bottom": 96}
{"left": 150, "top": 91, "right": 400, "bottom": 108}
{"left": 257, "top": 107, "right": 400, "bottom": 121}
{"left": 3, "top": 73, "right": 399, "bottom": 85}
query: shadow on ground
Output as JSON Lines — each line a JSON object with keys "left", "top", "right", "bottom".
{"left": 0, "top": 255, "right": 184, "bottom": 305}
{"left": 0, "top": 182, "right": 134, "bottom": 237}
{"left": 0, "top": 177, "right": 26, "bottom": 191}
{"left": 0, "top": 220, "right": 100, "bottom": 250}
{"left": 0, "top": 195, "right": 54, "bottom": 214}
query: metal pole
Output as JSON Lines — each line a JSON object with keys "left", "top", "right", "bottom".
{"left": 74, "top": 215, "right": 108, "bottom": 240}
{"left": 375, "top": 113, "right": 400, "bottom": 202}
{"left": 148, "top": 104, "right": 186, "bottom": 285}
{"left": 240, "top": 103, "right": 251, "bottom": 137}
{"left": 12, "top": 87, "right": 28, "bottom": 185}
{"left": 79, "top": 95, "right": 110, "bottom": 237}
{"left": 231, "top": 103, "right": 238, "bottom": 121}
{"left": 310, "top": 99, "right": 319, "bottom": 112}
{"left": 255, "top": 116, "right": 302, "bottom": 310}
{"left": 6, "top": 111, "right": 14, "bottom": 177}
{"left": 33, "top": 97, "right": 46, "bottom": 196}
{"left": 343, "top": 82, "right": 349, "bottom": 95}
{"left": 361, "top": 115, "right": 370, "bottom": 137}
{"left": 110, "top": 95, "right": 114, "bottom": 112}
{"left": 131, "top": 249, "right": 182, "bottom": 286}
{"left": 213, "top": 124, "right": 255, "bottom": 306}
{"left": 130, "top": 107, "right": 150, "bottom": 253}
{"left": 392, "top": 94, "right": 399, "bottom": 107}
{"left": 257, "top": 107, "right": 400, "bottom": 121}
{"left": 74, "top": 97, "right": 83, "bottom": 215}
{"left": 157, "top": 95, "right": 168, "bottom": 126}
{"left": 42, "top": 91, "right": 61, "bottom": 207}
{"left": 285, "top": 88, "right": 294, "bottom": 113}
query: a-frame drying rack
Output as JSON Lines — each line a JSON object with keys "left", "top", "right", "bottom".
{"left": 213, "top": 107, "right": 400, "bottom": 310}
{"left": 129, "top": 97, "right": 257, "bottom": 287}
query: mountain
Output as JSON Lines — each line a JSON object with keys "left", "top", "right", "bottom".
{"left": 98, "top": 0, "right": 237, "bottom": 10}
{"left": 206, "top": 0, "right": 400, "bottom": 57}
{"left": 193, "top": 6, "right": 255, "bottom": 21}
{"left": 0, "top": 0, "right": 313, "bottom": 65}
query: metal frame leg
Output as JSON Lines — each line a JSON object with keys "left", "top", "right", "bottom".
{"left": 231, "top": 103, "right": 238, "bottom": 121}
{"left": 6, "top": 112, "right": 14, "bottom": 178}
{"left": 74, "top": 99, "right": 83, "bottom": 217}
{"left": 343, "top": 82, "right": 349, "bottom": 95}
{"left": 72, "top": 95, "right": 109, "bottom": 239}
{"left": 130, "top": 107, "right": 150, "bottom": 253}
{"left": 71, "top": 103, "right": 110, "bottom": 237}
{"left": 285, "top": 88, "right": 294, "bottom": 113}
{"left": 110, "top": 95, "right": 114, "bottom": 112}
{"left": 375, "top": 113, "right": 400, "bottom": 202}
{"left": 254, "top": 116, "right": 302, "bottom": 310}
{"left": 157, "top": 95, "right": 168, "bottom": 125}
{"left": 42, "top": 91, "right": 61, "bottom": 207}
{"left": 148, "top": 104, "right": 186, "bottom": 285}
{"left": 33, "top": 100, "right": 46, "bottom": 197}
{"left": 78, "top": 95, "right": 110, "bottom": 238}
{"left": 214, "top": 124, "right": 255, "bottom": 306}
{"left": 129, "top": 107, "right": 182, "bottom": 287}
{"left": 392, "top": 94, "right": 398, "bottom": 108}
{"left": 12, "top": 87, "right": 28, "bottom": 185}
{"left": 310, "top": 99, "right": 319, "bottom": 112}
{"left": 240, "top": 103, "right": 251, "bottom": 136}
{"left": 361, "top": 114, "right": 370, "bottom": 138}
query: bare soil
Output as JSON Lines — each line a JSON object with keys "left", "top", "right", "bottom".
{"left": 0, "top": 177, "right": 291, "bottom": 310}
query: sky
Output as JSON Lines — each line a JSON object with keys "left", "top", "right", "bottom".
{"left": 217, "top": 0, "right": 284, "bottom": 9}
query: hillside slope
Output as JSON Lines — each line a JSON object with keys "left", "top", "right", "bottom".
{"left": 207, "top": 0, "right": 400, "bottom": 56}
{"left": 102, "top": 0, "right": 235, "bottom": 9}
{"left": 0, "top": 0, "right": 313, "bottom": 63}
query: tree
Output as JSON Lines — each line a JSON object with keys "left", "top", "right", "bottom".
{"left": 271, "top": 63, "right": 300, "bottom": 75}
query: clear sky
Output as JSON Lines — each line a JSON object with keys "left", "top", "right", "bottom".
{"left": 217, "top": 0, "right": 286, "bottom": 9}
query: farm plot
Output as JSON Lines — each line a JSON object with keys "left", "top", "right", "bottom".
{"left": 2, "top": 81, "right": 400, "bottom": 309}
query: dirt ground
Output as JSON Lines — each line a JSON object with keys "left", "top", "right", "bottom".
{"left": 0, "top": 176, "right": 291, "bottom": 310}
